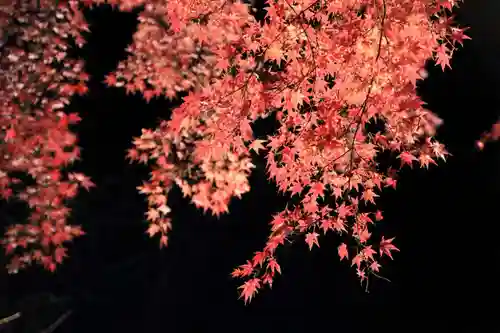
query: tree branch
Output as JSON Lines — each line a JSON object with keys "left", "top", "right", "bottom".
{"left": 0, "top": 312, "right": 21, "bottom": 326}
{"left": 40, "top": 310, "right": 73, "bottom": 333}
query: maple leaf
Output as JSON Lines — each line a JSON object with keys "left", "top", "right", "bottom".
{"left": 265, "top": 43, "right": 283, "bottom": 62}
{"left": 262, "top": 273, "right": 274, "bottom": 288}
{"left": 270, "top": 213, "right": 287, "bottom": 232}
{"left": 337, "top": 203, "right": 353, "bottom": 219}
{"left": 435, "top": 44, "right": 451, "bottom": 71}
{"left": 291, "top": 90, "right": 305, "bottom": 109}
{"left": 332, "top": 218, "right": 347, "bottom": 233}
{"left": 238, "top": 260, "right": 254, "bottom": 277}
{"left": 147, "top": 224, "right": 161, "bottom": 237}
{"left": 309, "top": 182, "right": 325, "bottom": 199}
{"left": 320, "top": 218, "right": 333, "bottom": 234}
{"left": 451, "top": 27, "right": 471, "bottom": 46}
{"left": 157, "top": 204, "right": 171, "bottom": 215}
{"left": 385, "top": 177, "right": 397, "bottom": 189}
{"left": 438, "top": 0, "right": 454, "bottom": 11}
{"left": 69, "top": 173, "right": 95, "bottom": 191}
{"left": 267, "top": 258, "right": 281, "bottom": 275}
{"left": 238, "top": 278, "right": 261, "bottom": 304}
{"left": 362, "top": 246, "right": 376, "bottom": 262}
{"left": 240, "top": 119, "right": 253, "bottom": 141}
{"left": 290, "top": 182, "right": 303, "bottom": 196}
{"left": 159, "top": 235, "right": 168, "bottom": 248}
{"left": 358, "top": 228, "right": 371, "bottom": 243}
{"left": 249, "top": 139, "right": 267, "bottom": 155}
{"left": 47, "top": 262, "right": 57, "bottom": 273}
{"left": 303, "top": 200, "right": 318, "bottom": 214}
{"left": 338, "top": 243, "right": 349, "bottom": 261}
{"left": 305, "top": 232, "right": 320, "bottom": 250}
{"left": 418, "top": 153, "right": 437, "bottom": 169}
{"left": 379, "top": 237, "right": 400, "bottom": 260}
{"left": 74, "top": 82, "right": 89, "bottom": 95}
{"left": 67, "top": 113, "right": 82, "bottom": 124}
{"left": 54, "top": 247, "right": 67, "bottom": 264}
{"left": 4, "top": 127, "right": 16, "bottom": 141}
{"left": 146, "top": 209, "right": 160, "bottom": 221}
{"left": 351, "top": 254, "right": 363, "bottom": 269}
{"left": 362, "top": 189, "right": 378, "bottom": 204}
{"left": 398, "top": 152, "right": 417, "bottom": 168}
{"left": 216, "top": 57, "right": 231, "bottom": 70}
{"left": 231, "top": 268, "right": 244, "bottom": 278}
{"left": 104, "top": 73, "right": 118, "bottom": 86}
{"left": 143, "top": 90, "right": 156, "bottom": 103}
{"left": 369, "top": 261, "right": 381, "bottom": 272}
{"left": 252, "top": 251, "right": 266, "bottom": 267}
{"left": 356, "top": 269, "right": 367, "bottom": 282}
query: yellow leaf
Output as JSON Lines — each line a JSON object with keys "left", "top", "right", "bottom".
{"left": 265, "top": 43, "right": 283, "bottom": 62}
{"left": 249, "top": 139, "right": 267, "bottom": 155}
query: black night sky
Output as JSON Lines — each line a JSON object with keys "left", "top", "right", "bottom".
{"left": 1, "top": 1, "right": 499, "bottom": 332}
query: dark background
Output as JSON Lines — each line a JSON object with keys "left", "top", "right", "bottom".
{"left": 1, "top": 1, "right": 499, "bottom": 332}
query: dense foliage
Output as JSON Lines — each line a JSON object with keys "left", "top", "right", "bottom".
{"left": 0, "top": 0, "right": 481, "bottom": 303}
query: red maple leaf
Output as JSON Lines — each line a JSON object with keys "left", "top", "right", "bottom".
{"left": 338, "top": 243, "right": 349, "bottom": 261}
{"left": 451, "top": 27, "right": 471, "bottom": 46}
{"left": 435, "top": 44, "right": 451, "bottom": 70}
{"left": 267, "top": 258, "right": 281, "bottom": 275}
{"left": 362, "top": 246, "right": 376, "bottom": 262}
{"left": 305, "top": 232, "right": 320, "bottom": 250}
{"left": 104, "top": 73, "right": 118, "bottom": 86}
{"left": 309, "top": 182, "right": 325, "bottom": 199}
{"left": 4, "top": 127, "right": 16, "bottom": 141}
{"left": 252, "top": 251, "right": 266, "bottom": 267}
{"left": 398, "top": 151, "right": 417, "bottom": 168}
{"left": 369, "top": 261, "right": 381, "bottom": 272}
{"left": 379, "top": 237, "right": 400, "bottom": 259}
{"left": 238, "top": 278, "right": 261, "bottom": 304}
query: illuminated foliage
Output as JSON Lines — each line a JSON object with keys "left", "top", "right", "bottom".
{"left": 1, "top": 0, "right": 476, "bottom": 303}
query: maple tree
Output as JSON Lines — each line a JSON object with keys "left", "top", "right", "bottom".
{"left": 0, "top": 0, "right": 483, "bottom": 304}
{"left": 0, "top": 0, "right": 91, "bottom": 273}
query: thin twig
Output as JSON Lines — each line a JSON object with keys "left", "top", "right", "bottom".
{"left": 0, "top": 312, "right": 21, "bottom": 326}
{"left": 371, "top": 271, "right": 391, "bottom": 282}
{"left": 39, "top": 309, "right": 73, "bottom": 333}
